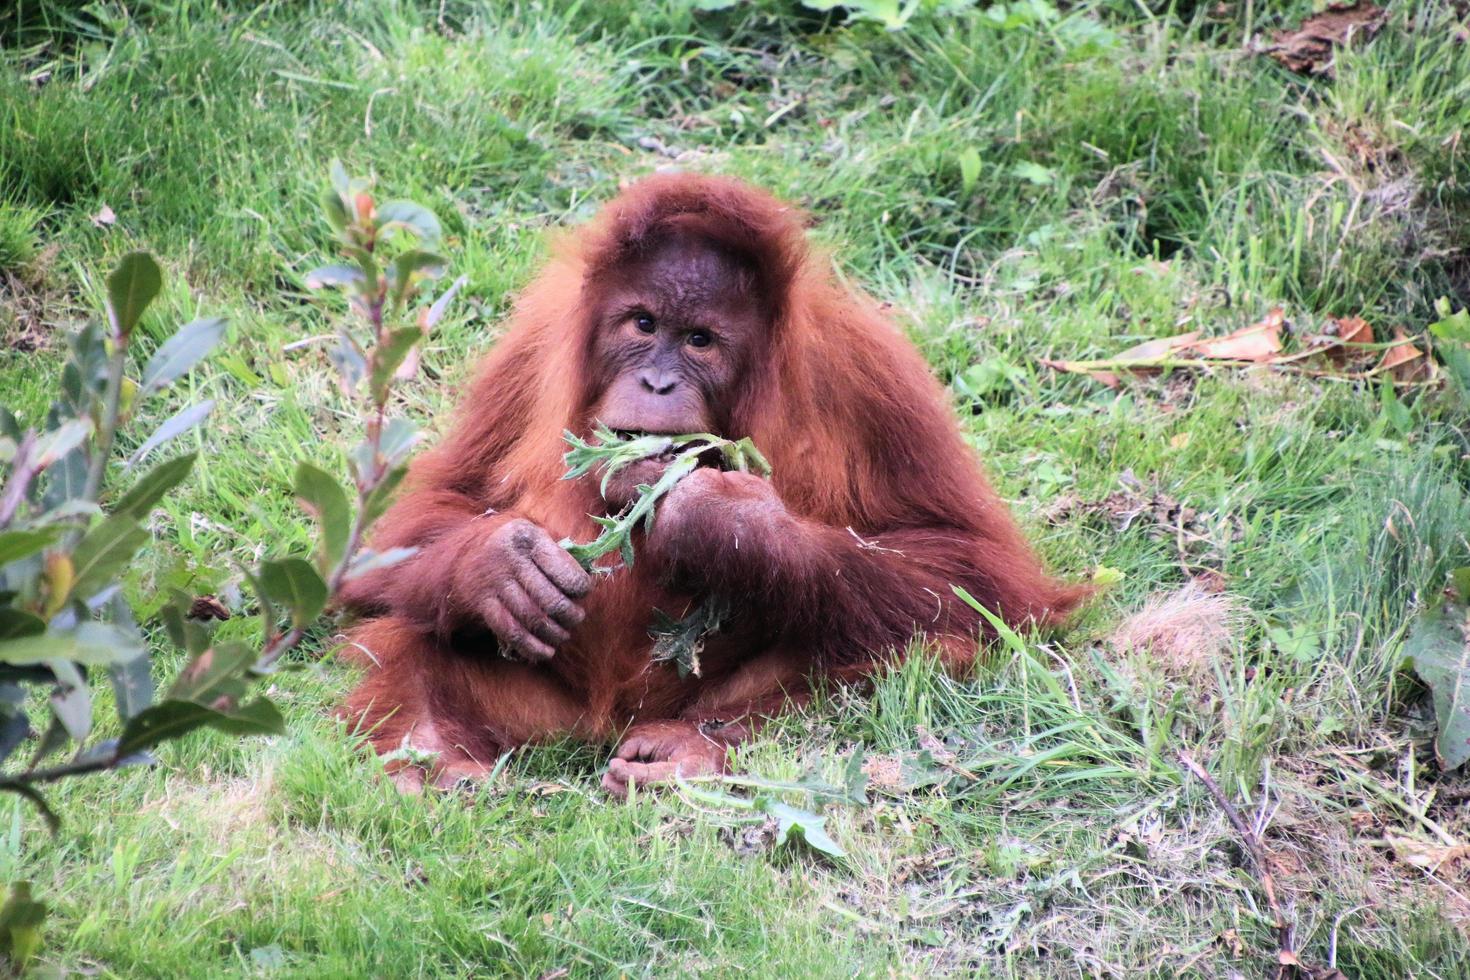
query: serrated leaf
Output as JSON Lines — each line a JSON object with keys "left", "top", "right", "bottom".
{"left": 295, "top": 462, "right": 352, "bottom": 573}
{"left": 258, "top": 558, "right": 327, "bottom": 627}
{"left": 376, "top": 201, "right": 441, "bottom": 244}
{"left": 0, "top": 529, "right": 61, "bottom": 567}
{"left": 112, "top": 453, "right": 196, "bottom": 519}
{"left": 70, "top": 513, "right": 149, "bottom": 601}
{"left": 116, "top": 696, "right": 283, "bottom": 756}
{"left": 0, "top": 621, "right": 146, "bottom": 667}
{"left": 106, "top": 252, "right": 163, "bottom": 338}
{"left": 761, "top": 798, "right": 846, "bottom": 858}
{"left": 1404, "top": 601, "right": 1470, "bottom": 770}
{"left": 126, "top": 399, "right": 213, "bottom": 469}
{"left": 140, "top": 317, "right": 227, "bottom": 394}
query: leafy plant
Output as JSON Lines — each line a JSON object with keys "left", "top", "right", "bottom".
{"left": 559, "top": 425, "right": 770, "bottom": 677}
{"left": 670, "top": 750, "right": 870, "bottom": 861}
{"left": 1403, "top": 572, "right": 1470, "bottom": 771}
{"left": 558, "top": 424, "right": 769, "bottom": 571}
{"left": 0, "top": 165, "right": 454, "bottom": 969}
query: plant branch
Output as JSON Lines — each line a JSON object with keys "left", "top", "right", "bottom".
{"left": 0, "top": 432, "right": 38, "bottom": 529}
{"left": 82, "top": 342, "right": 129, "bottom": 505}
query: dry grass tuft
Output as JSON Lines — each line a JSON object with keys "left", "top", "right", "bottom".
{"left": 1109, "top": 583, "right": 1245, "bottom": 680}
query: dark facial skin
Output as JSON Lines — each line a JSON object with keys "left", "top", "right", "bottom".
{"left": 589, "top": 233, "right": 764, "bottom": 436}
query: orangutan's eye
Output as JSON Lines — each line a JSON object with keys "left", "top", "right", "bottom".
{"left": 633, "top": 313, "right": 656, "bottom": 334}
{"left": 687, "top": 331, "right": 712, "bottom": 349}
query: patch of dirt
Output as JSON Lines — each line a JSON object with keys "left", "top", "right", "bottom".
{"left": 1264, "top": 3, "right": 1388, "bottom": 76}
{"left": 1043, "top": 472, "right": 1243, "bottom": 570}
{"left": 0, "top": 244, "right": 66, "bottom": 352}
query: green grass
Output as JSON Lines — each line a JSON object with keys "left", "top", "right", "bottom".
{"left": 3, "top": 0, "right": 1470, "bottom": 975}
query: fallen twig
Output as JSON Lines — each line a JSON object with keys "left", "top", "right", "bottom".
{"left": 1178, "top": 751, "right": 1344, "bottom": 979}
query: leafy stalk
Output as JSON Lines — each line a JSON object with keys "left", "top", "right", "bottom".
{"left": 558, "top": 424, "right": 772, "bottom": 676}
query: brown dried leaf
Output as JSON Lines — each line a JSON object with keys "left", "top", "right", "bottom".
{"left": 1266, "top": 2, "right": 1388, "bottom": 76}
{"left": 1378, "top": 327, "right": 1430, "bottom": 382}
{"left": 1182, "top": 308, "right": 1284, "bottom": 362}
{"left": 1385, "top": 832, "right": 1470, "bottom": 873}
{"left": 187, "top": 594, "right": 231, "bottom": 621}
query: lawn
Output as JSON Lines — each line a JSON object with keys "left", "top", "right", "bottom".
{"left": 2, "top": 0, "right": 1470, "bottom": 976}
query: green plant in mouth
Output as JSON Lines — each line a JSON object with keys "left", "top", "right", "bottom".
{"left": 559, "top": 425, "right": 771, "bottom": 676}
{"left": 558, "top": 423, "right": 770, "bottom": 572}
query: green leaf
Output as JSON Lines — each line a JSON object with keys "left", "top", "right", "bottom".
{"left": 41, "top": 446, "right": 89, "bottom": 509}
{"left": 1403, "top": 600, "right": 1470, "bottom": 770}
{"left": 0, "top": 610, "right": 45, "bottom": 641}
{"left": 1380, "top": 380, "right": 1412, "bottom": 436}
{"left": 109, "top": 653, "right": 153, "bottom": 722}
{"left": 346, "top": 546, "right": 418, "bottom": 579}
{"left": 389, "top": 250, "right": 447, "bottom": 306}
{"left": 760, "top": 798, "right": 846, "bottom": 859}
{"left": 1011, "top": 161, "right": 1056, "bottom": 186}
{"left": 0, "top": 528, "right": 61, "bottom": 567}
{"left": 295, "top": 462, "right": 352, "bottom": 573}
{"left": 70, "top": 514, "right": 149, "bottom": 601}
{"left": 304, "top": 264, "right": 365, "bottom": 290}
{"left": 117, "top": 696, "right": 284, "bottom": 757}
{"left": 423, "top": 275, "right": 467, "bottom": 330}
{"left": 361, "top": 464, "right": 408, "bottom": 527}
{"left": 0, "top": 621, "right": 146, "bottom": 667}
{"left": 126, "top": 399, "right": 213, "bottom": 469}
{"left": 258, "top": 558, "right": 327, "bottom": 627}
{"left": 0, "top": 881, "right": 48, "bottom": 966}
{"left": 369, "top": 327, "right": 422, "bottom": 403}
{"left": 106, "top": 252, "right": 163, "bottom": 338}
{"left": 376, "top": 201, "right": 441, "bottom": 244}
{"left": 167, "top": 642, "right": 254, "bottom": 704}
{"left": 1451, "top": 568, "right": 1470, "bottom": 604}
{"left": 47, "top": 659, "right": 91, "bottom": 741}
{"left": 32, "top": 418, "right": 93, "bottom": 469}
{"left": 0, "top": 785, "right": 58, "bottom": 832}
{"left": 329, "top": 159, "right": 352, "bottom": 199}
{"left": 0, "top": 686, "right": 32, "bottom": 764}
{"left": 321, "top": 188, "right": 350, "bottom": 233}
{"left": 378, "top": 418, "right": 419, "bottom": 468}
{"left": 140, "top": 317, "right": 227, "bottom": 395}
{"left": 112, "top": 453, "right": 196, "bottom": 519}
{"left": 958, "top": 147, "right": 982, "bottom": 194}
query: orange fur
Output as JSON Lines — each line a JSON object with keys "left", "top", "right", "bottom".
{"left": 339, "top": 173, "right": 1090, "bottom": 785}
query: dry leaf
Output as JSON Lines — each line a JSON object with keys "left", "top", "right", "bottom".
{"left": 1385, "top": 832, "right": 1470, "bottom": 873}
{"left": 1182, "top": 308, "right": 1284, "bottom": 361}
{"left": 1378, "top": 327, "right": 1431, "bottom": 382}
{"left": 1266, "top": 2, "right": 1388, "bottom": 76}
{"left": 90, "top": 204, "right": 116, "bottom": 227}
{"left": 187, "top": 594, "right": 231, "bottom": 621}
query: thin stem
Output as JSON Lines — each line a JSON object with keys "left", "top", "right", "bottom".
{"left": 0, "top": 432, "right": 38, "bottom": 529}
{"left": 82, "top": 342, "right": 129, "bottom": 505}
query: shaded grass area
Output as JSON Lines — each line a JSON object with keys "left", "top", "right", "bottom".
{"left": 2, "top": 0, "right": 1470, "bottom": 975}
